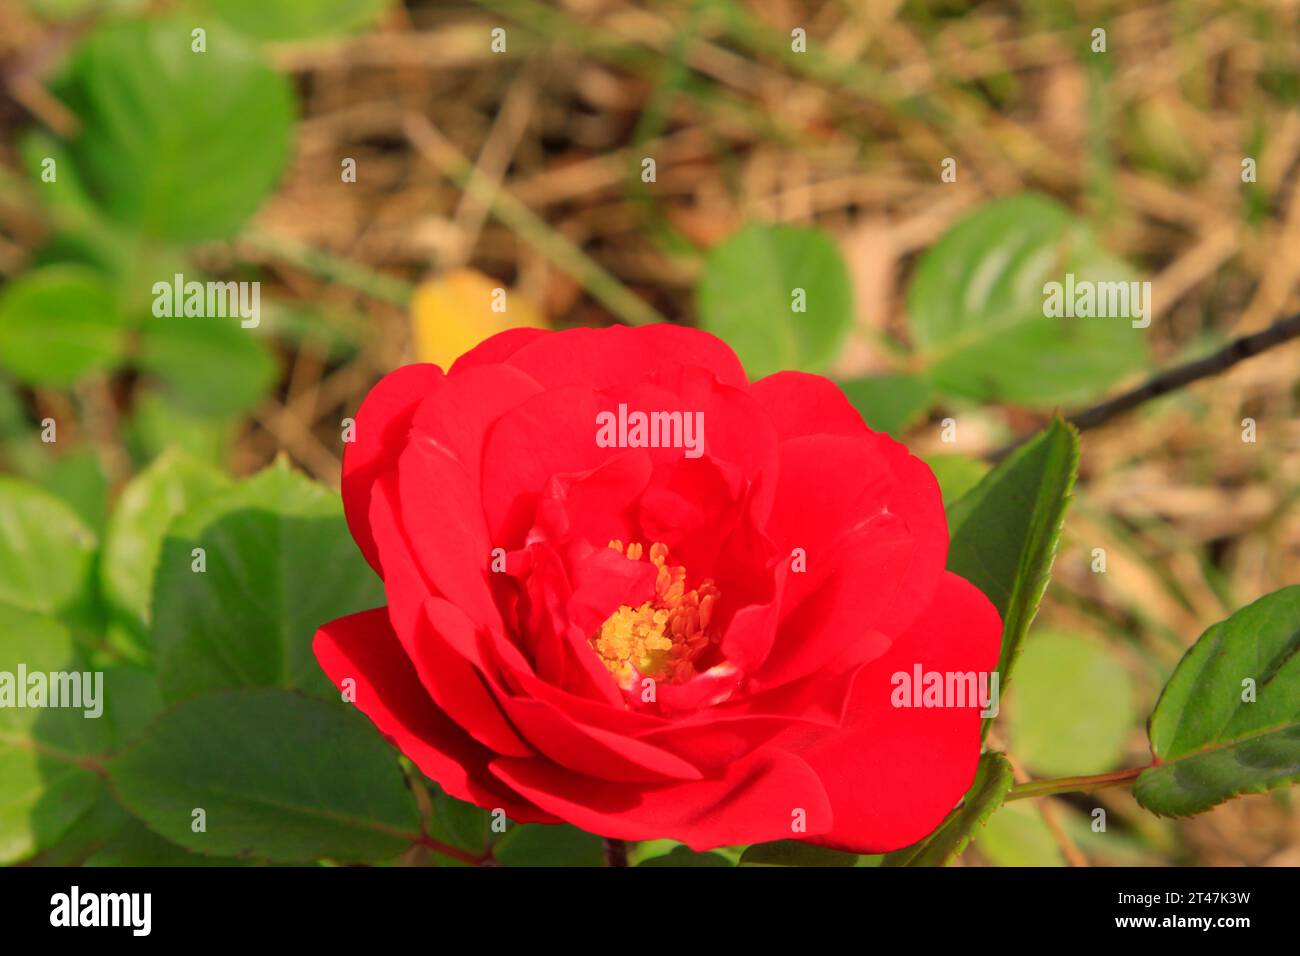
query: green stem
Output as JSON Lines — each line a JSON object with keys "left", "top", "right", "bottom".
{"left": 1005, "top": 766, "right": 1146, "bottom": 802}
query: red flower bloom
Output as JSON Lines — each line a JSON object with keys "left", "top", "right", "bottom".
{"left": 314, "top": 325, "right": 1001, "bottom": 852}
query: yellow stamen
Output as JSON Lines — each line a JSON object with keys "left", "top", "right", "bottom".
{"left": 591, "top": 540, "right": 720, "bottom": 688}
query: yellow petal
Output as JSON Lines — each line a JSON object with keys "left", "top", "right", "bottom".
{"left": 410, "top": 268, "right": 546, "bottom": 369}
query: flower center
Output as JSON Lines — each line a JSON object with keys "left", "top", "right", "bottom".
{"left": 590, "top": 540, "right": 719, "bottom": 689}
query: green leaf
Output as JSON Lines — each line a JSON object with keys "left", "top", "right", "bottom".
{"left": 139, "top": 316, "right": 277, "bottom": 418}
{"left": 0, "top": 476, "right": 98, "bottom": 620}
{"left": 639, "top": 845, "right": 734, "bottom": 867}
{"left": 945, "top": 418, "right": 1079, "bottom": 699}
{"left": 106, "top": 689, "right": 419, "bottom": 862}
{"left": 55, "top": 18, "right": 294, "bottom": 242}
{"left": 908, "top": 194, "right": 1148, "bottom": 405}
{"left": 200, "top": 0, "right": 396, "bottom": 41}
{"left": 19, "top": 132, "right": 145, "bottom": 287}
{"left": 972, "top": 800, "right": 1065, "bottom": 867}
{"left": 0, "top": 265, "right": 124, "bottom": 386}
{"left": 17, "top": 666, "right": 179, "bottom": 866}
{"left": 17, "top": 669, "right": 162, "bottom": 865}
{"left": 36, "top": 448, "right": 110, "bottom": 531}
{"left": 152, "top": 463, "right": 385, "bottom": 702}
{"left": 102, "top": 666, "right": 164, "bottom": 750}
{"left": 1135, "top": 586, "right": 1300, "bottom": 816}
{"left": 839, "top": 373, "right": 932, "bottom": 436}
{"left": 101, "top": 449, "right": 231, "bottom": 657}
{"left": 426, "top": 786, "right": 491, "bottom": 855}
{"left": 924, "top": 453, "right": 989, "bottom": 508}
{"left": 0, "top": 379, "right": 28, "bottom": 438}
{"left": 1009, "top": 632, "right": 1135, "bottom": 777}
{"left": 124, "top": 391, "right": 230, "bottom": 467}
{"left": 25, "top": 0, "right": 145, "bottom": 19}
{"left": 738, "top": 840, "right": 859, "bottom": 867}
{"left": 86, "top": 818, "right": 253, "bottom": 867}
{"left": 881, "top": 752, "right": 1014, "bottom": 866}
{"left": 1058, "top": 804, "right": 1168, "bottom": 866}
{"left": 493, "top": 824, "right": 604, "bottom": 867}
{"left": 0, "top": 604, "right": 110, "bottom": 863}
{"left": 697, "top": 224, "right": 853, "bottom": 379}
{"left": 23, "top": 789, "right": 132, "bottom": 867}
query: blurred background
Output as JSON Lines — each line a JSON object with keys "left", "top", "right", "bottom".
{"left": 1, "top": 0, "right": 1298, "bottom": 865}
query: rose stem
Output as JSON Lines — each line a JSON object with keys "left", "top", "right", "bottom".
{"left": 1004, "top": 766, "right": 1147, "bottom": 802}
{"left": 603, "top": 838, "right": 630, "bottom": 867}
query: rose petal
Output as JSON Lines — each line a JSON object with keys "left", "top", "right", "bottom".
{"left": 495, "top": 694, "right": 703, "bottom": 783}
{"left": 503, "top": 324, "right": 749, "bottom": 391}
{"left": 792, "top": 571, "right": 1003, "bottom": 853}
{"left": 751, "top": 370, "right": 868, "bottom": 440}
{"left": 369, "top": 475, "right": 532, "bottom": 756}
{"left": 750, "top": 514, "right": 911, "bottom": 691}
{"left": 411, "top": 361, "right": 543, "bottom": 488}
{"left": 313, "top": 608, "right": 552, "bottom": 822}
{"left": 766, "top": 432, "right": 947, "bottom": 639}
{"left": 341, "top": 363, "right": 444, "bottom": 575}
{"left": 449, "top": 326, "right": 549, "bottom": 375}
{"left": 489, "top": 746, "right": 832, "bottom": 850}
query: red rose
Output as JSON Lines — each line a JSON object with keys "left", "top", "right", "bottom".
{"left": 314, "top": 325, "right": 1001, "bottom": 852}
